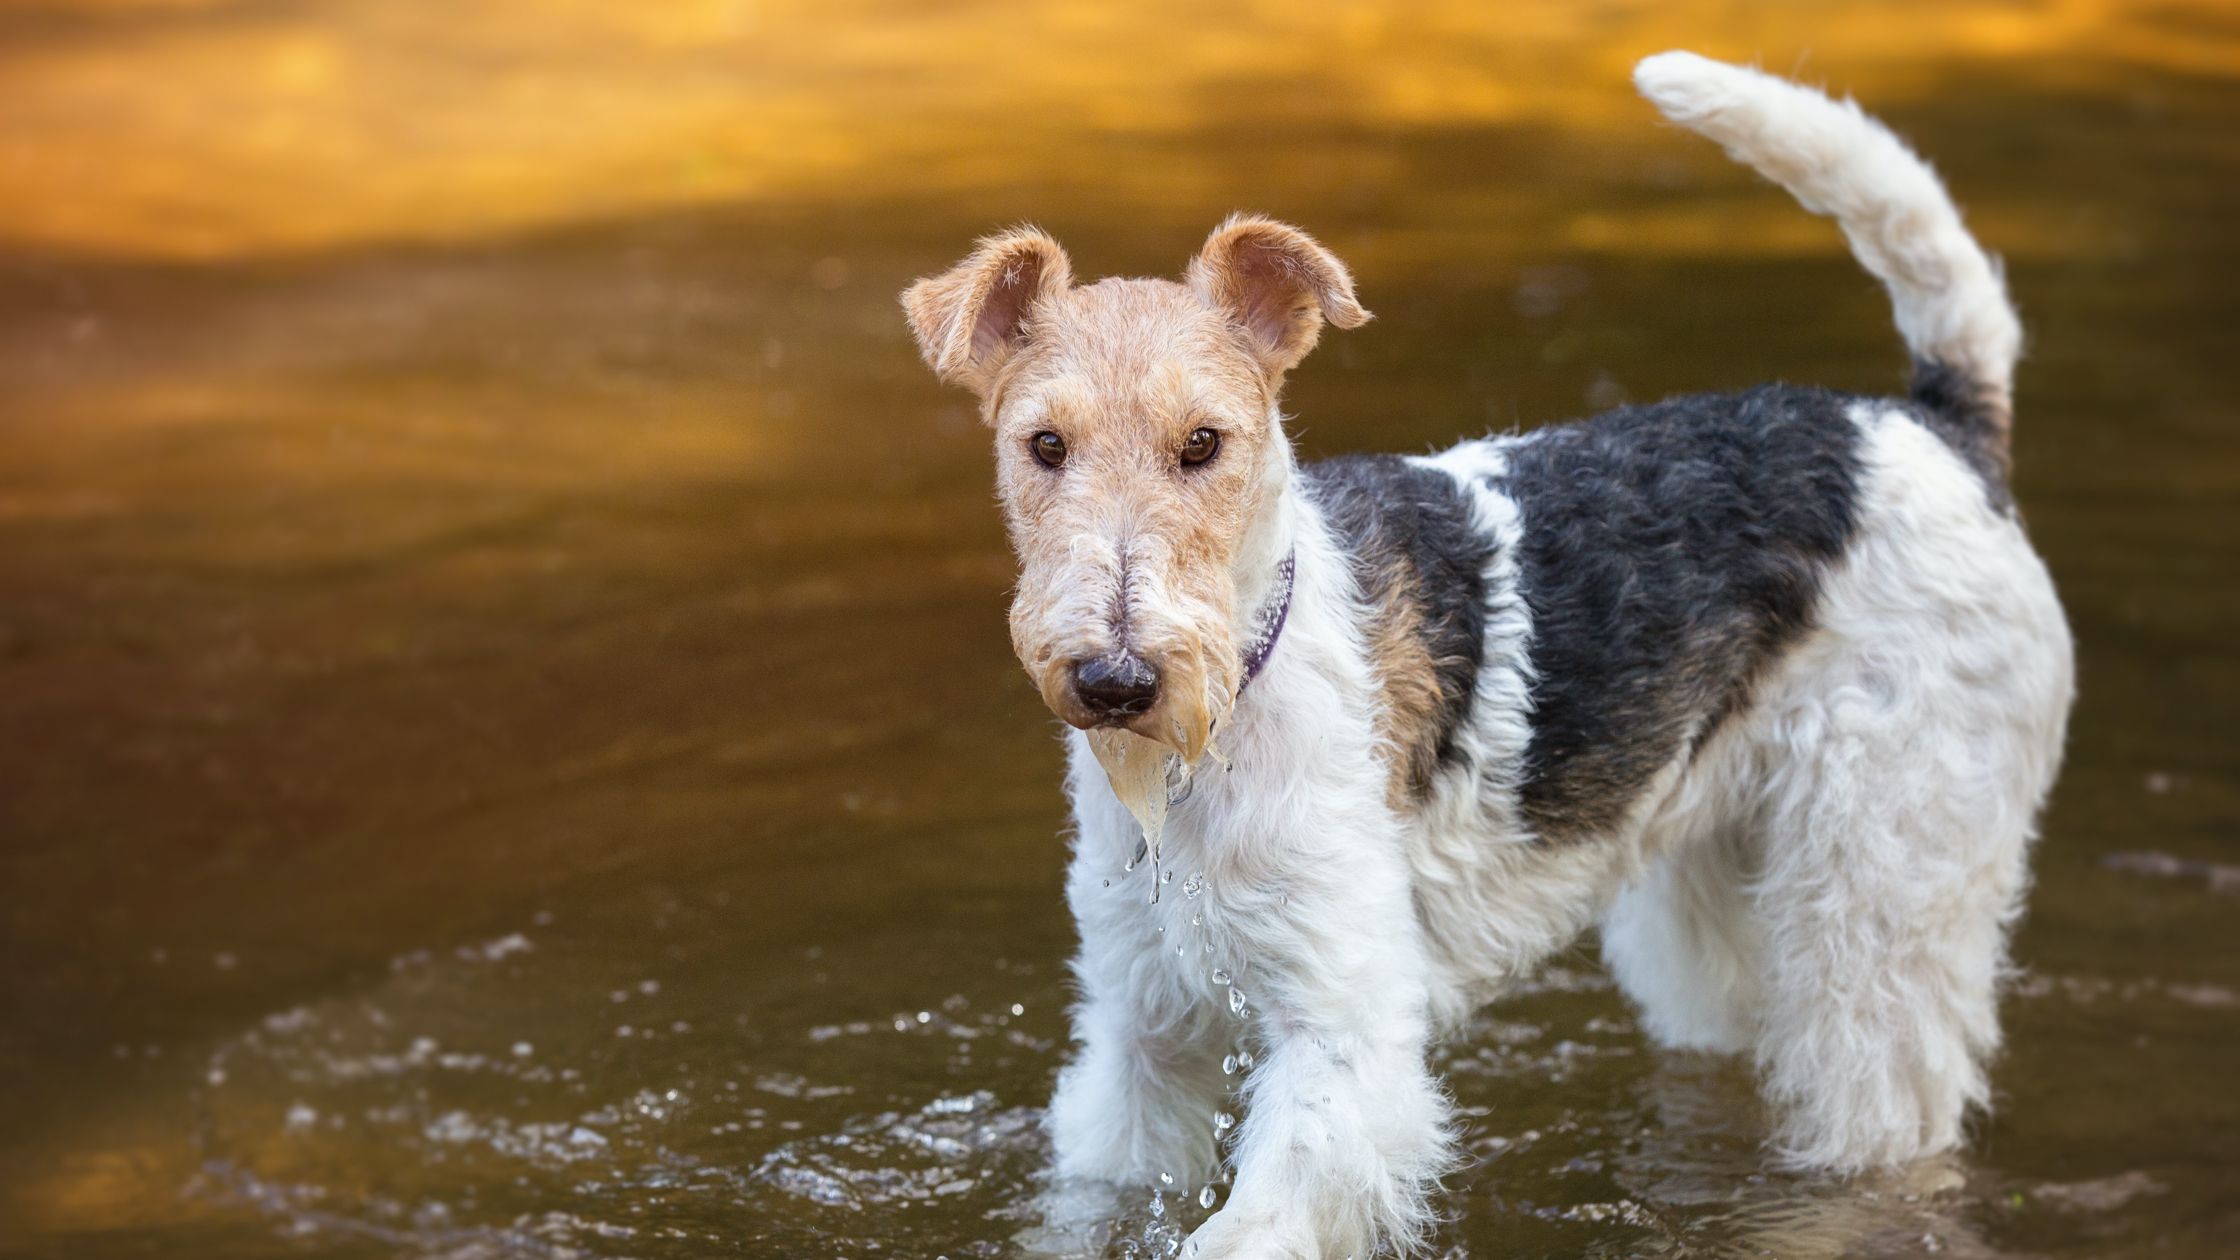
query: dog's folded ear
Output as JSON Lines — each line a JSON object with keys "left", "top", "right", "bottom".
{"left": 1187, "top": 214, "right": 1370, "bottom": 382}
{"left": 901, "top": 227, "right": 1072, "bottom": 397}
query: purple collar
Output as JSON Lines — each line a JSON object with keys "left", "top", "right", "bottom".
{"left": 1236, "top": 550, "right": 1296, "bottom": 696}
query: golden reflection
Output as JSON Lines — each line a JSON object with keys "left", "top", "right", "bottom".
{"left": 1, "top": 0, "right": 2236, "bottom": 261}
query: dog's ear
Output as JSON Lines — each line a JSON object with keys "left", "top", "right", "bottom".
{"left": 901, "top": 227, "right": 1072, "bottom": 397}
{"left": 1187, "top": 214, "right": 1370, "bottom": 381}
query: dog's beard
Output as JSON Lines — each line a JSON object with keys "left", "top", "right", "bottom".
{"left": 1116, "top": 601, "right": 1236, "bottom": 761}
{"left": 1082, "top": 668, "right": 1229, "bottom": 847}
{"left": 1078, "top": 613, "right": 1237, "bottom": 858}
{"left": 1011, "top": 559, "right": 1239, "bottom": 847}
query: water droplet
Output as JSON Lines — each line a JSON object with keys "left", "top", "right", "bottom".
{"left": 1222, "top": 1054, "right": 1238, "bottom": 1075}
{"left": 1164, "top": 754, "right": 1194, "bottom": 805}
{"left": 1238, "top": 1050, "right": 1255, "bottom": 1069}
{"left": 1228, "top": 987, "right": 1247, "bottom": 1016}
{"left": 1101, "top": 878, "right": 1110, "bottom": 888}
{"left": 1199, "top": 1184, "right": 1217, "bottom": 1209}
{"left": 1183, "top": 873, "right": 1205, "bottom": 898}
{"left": 1159, "top": 1171, "right": 1174, "bottom": 1185}
{"left": 1162, "top": 869, "right": 1174, "bottom": 884}
{"left": 1211, "top": 968, "right": 1232, "bottom": 985}
{"left": 1214, "top": 1111, "right": 1235, "bottom": 1131}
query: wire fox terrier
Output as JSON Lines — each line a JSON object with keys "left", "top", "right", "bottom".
{"left": 902, "top": 52, "right": 2073, "bottom": 1257}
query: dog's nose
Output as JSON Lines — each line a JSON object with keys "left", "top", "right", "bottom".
{"left": 1071, "top": 653, "right": 1160, "bottom": 719}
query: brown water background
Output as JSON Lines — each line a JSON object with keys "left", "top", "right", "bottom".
{"left": 2, "top": 1, "right": 2236, "bottom": 1256}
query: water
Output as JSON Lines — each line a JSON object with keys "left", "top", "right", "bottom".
{"left": 2, "top": 2, "right": 2236, "bottom": 1256}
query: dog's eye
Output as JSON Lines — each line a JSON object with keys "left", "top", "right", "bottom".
{"left": 1031, "top": 431, "right": 1067, "bottom": 468}
{"left": 1180, "top": 427, "right": 1221, "bottom": 467}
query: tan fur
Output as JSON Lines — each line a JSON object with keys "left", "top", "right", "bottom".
{"left": 1343, "top": 549, "right": 1475, "bottom": 806}
{"left": 901, "top": 218, "right": 1368, "bottom": 759}
{"left": 1362, "top": 583, "right": 1445, "bottom": 805}
{"left": 1187, "top": 214, "right": 1371, "bottom": 387}
{"left": 900, "top": 226, "right": 1071, "bottom": 393}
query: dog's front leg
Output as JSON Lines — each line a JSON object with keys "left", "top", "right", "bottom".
{"left": 1045, "top": 934, "right": 1229, "bottom": 1193}
{"left": 1189, "top": 884, "right": 1451, "bottom": 1258}
{"left": 1044, "top": 784, "right": 1232, "bottom": 1211}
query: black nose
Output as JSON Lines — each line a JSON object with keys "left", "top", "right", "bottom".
{"left": 1072, "top": 653, "right": 1160, "bottom": 718}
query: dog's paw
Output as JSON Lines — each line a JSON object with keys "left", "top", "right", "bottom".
{"left": 1181, "top": 1207, "right": 1316, "bottom": 1260}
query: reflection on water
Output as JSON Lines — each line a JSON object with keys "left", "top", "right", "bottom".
{"left": 3, "top": 1, "right": 2238, "bottom": 1256}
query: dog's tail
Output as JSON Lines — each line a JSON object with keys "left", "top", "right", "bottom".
{"left": 1634, "top": 51, "right": 2022, "bottom": 469}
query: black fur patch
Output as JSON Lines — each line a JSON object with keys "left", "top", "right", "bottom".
{"left": 1909, "top": 357, "right": 2014, "bottom": 513}
{"left": 1304, "top": 454, "right": 1494, "bottom": 794}
{"left": 1494, "top": 384, "right": 1865, "bottom": 843}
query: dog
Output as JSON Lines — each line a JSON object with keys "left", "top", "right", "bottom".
{"left": 901, "top": 51, "right": 2073, "bottom": 1258}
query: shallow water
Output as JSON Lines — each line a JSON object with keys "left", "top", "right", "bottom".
{"left": 2, "top": 2, "right": 2237, "bottom": 1256}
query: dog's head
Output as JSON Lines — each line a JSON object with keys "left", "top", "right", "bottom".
{"left": 902, "top": 216, "right": 1367, "bottom": 758}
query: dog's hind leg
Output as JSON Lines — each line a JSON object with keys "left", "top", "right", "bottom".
{"left": 1602, "top": 808, "right": 1764, "bottom": 1055}
{"left": 1746, "top": 667, "right": 2031, "bottom": 1170}
{"left": 1742, "top": 412, "right": 2071, "bottom": 1172}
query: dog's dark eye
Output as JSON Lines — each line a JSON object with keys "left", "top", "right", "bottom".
{"left": 1180, "top": 427, "right": 1221, "bottom": 467}
{"left": 1031, "top": 431, "right": 1067, "bottom": 468}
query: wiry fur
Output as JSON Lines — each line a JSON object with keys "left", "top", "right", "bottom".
{"left": 1489, "top": 384, "right": 1865, "bottom": 844}
{"left": 1303, "top": 455, "right": 1493, "bottom": 802}
{"left": 1633, "top": 51, "right": 2025, "bottom": 476}
{"left": 903, "top": 54, "right": 2072, "bottom": 1258}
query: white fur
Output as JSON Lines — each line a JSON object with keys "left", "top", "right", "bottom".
{"left": 1598, "top": 403, "right": 2072, "bottom": 1168}
{"left": 1634, "top": 50, "right": 2023, "bottom": 417}
{"left": 1037, "top": 54, "right": 2072, "bottom": 1257}
{"left": 1048, "top": 479, "right": 1450, "bottom": 1258}
{"left": 1735, "top": 404, "right": 2070, "bottom": 1168}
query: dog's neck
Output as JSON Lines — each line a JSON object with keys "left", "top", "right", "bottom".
{"left": 1235, "top": 549, "right": 1296, "bottom": 696}
{"left": 1228, "top": 431, "right": 1311, "bottom": 702}
{"left": 1231, "top": 417, "right": 1304, "bottom": 615}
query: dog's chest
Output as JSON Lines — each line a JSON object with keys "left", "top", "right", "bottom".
{"left": 1069, "top": 756, "right": 1298, "bottom": 1007}
{"left": 1145, "top": 871, "right": 1239, "bottom": 998}
{"left": 1101, "top": 806, "right": 1266, "bottom": 1006}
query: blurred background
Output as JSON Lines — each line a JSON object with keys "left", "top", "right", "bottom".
{"left": 1, "top": 1, "right": 2235, "bottom": 1256}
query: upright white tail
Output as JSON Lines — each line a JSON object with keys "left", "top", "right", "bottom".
{"left": 1635, "top": 51, "right": 2022, "bottom": 469}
